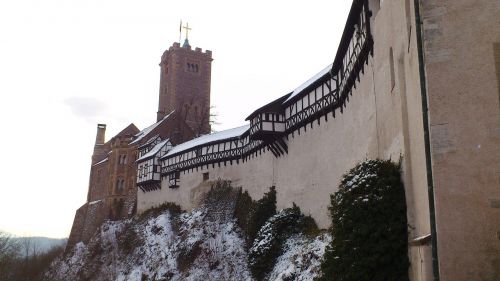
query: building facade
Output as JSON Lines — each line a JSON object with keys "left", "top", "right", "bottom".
{"left": 68, "top": 1, "right": 500, "bottom": 280}
{"left": 136, "top": 1, "right": 500, "bottom": 281}
{"left": 67, "top": 41, "right": 211, "bottom": 248}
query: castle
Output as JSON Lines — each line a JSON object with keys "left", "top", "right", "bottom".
{"left": 69, "top": 1, "right": 500, "bottom": 280}
{"left": 67, "top": 38, "right": 211, "bottom": 246}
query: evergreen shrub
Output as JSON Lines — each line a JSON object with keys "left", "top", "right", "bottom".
{"left": 234, "top": 186, "right": 277, "bottom": 247}
{"left": 317, "top": 159, "right": 409, "bottom": 281}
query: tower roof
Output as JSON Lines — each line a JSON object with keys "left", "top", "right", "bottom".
{"left": 182, "top": 38, "right": 191, "bottom": 48}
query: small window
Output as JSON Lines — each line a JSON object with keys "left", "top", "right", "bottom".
{"left": 494, "top": 43, "right": 500, "bottom": 99}
{"left": 118, "top": 154, "right": 127, "bottom": 165}
{"left": 203, "top": 172, "right": 209, "bottom": 181}
{"left": 169, "top": 170, "right": 180, "bottom": 188}
{"left": 390, "top": 47, "right": 396, "bottom": 91}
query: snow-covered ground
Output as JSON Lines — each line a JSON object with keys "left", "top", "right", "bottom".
{"left": 46, "top": 205, "right": 330, "bottom": 281}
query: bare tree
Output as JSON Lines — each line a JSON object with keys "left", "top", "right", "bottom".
{"left": 0, "top": 231, "right": 20, "bottom": 281}
{"left": 178, "top": 96, "right": 219, "bottom": 136}
{"left": 18, "top": 236, "right": 41, "bottom": 281}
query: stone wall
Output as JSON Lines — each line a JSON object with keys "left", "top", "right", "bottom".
{"left": 66, "top": 200, "right": 109, "bottom": 249}
{"left": 421, "top": 0, "right": 500, "bottom": 280}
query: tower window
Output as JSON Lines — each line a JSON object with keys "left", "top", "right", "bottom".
{"left": 186, "top": 62, "right": 200, "bottom": 73}
{"left": 203, "top": 172, "right": 209, "bottom": 181}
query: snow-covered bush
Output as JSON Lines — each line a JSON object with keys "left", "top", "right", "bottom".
{"left": 268, "top": 234, "right": 331, "bottom": 281}
{"left": 46, "top": 180, "right": 331, "bottom": 281}
{"left": 249, "top": 204, "right": 318, "bottom": 280}
{"left": 318, "top": 159, "right": 409, "bottom": 281}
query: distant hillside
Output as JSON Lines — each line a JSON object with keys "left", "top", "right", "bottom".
{"left": 13, "top": 237, "right": 67, "bottom": 255}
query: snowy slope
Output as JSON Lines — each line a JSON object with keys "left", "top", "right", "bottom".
{"left": 46, "top": 204, "right": 329, "bottom": 281}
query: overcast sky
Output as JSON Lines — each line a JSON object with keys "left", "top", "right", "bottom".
{"left": 0, "top": 0, "right": 352, "bottom": 238}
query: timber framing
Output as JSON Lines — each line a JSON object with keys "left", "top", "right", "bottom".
{"left": 284, "top": 0, "right": 373, "bottom": 134}
{"left": 156, "top": 0, "right": 374, "bottom": 178}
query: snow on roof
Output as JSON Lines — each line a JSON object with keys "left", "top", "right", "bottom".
{"left": 139, "top": 134, "right": 160, "bottom": 149}
{"left": 137, "top": 138, "right": 171, "bottom": 162}
{"left": 283, "top": 64, "right": 332, "bottom": 104}
{"left": 164, "top": 125, "right": 250, "bottom": 157}
{"left": 130, "top": 111, "right": 174, "bottom": 145}
{"left": 93, "top": 157, "right": 108, "bottom": 166}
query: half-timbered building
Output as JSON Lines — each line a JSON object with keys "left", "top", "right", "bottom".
{"left": 71, "top": 0, "right": 500, "bottom": 280}
{"left": 136, "top": 1, "right": 500, "bottom": 281}
{"left": 137, "top": 138, "right": 172, "bottom": 192}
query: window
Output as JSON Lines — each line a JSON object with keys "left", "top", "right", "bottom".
{"left": 186, "top": 62, "right": 200, "bottom": 73}
{"left": 118, "top": 154, "right": 127, "bottom": 165}
{"left": 494, "top": 43, "right": 500, "bottom": 100}
{"left": 203, "top": 172, "right": 209, "bottom": 181}
{"left": 169, "top": 170, "right": 180, "bottom": 188}
{"left": 390, "top": 47, "right": 396, "bottom": 91}
{"left": 116, "top": 179, "right": 125, "bottom": 194}
{"left": 405, "top": 0, "right": 412, "bottom": 48}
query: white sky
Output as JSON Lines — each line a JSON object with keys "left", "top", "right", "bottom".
{"left": 0, "top": 0, "right": 352, "bottom": 238}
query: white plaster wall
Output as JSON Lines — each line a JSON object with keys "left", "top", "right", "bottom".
{"left": 137, "top": 2, "right": 435, "bottom": 280}
{"left": 138, "top": 61, "right": 381, "bottom": 229}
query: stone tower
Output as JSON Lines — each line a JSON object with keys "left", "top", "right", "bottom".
{"left": 157, "top": 39, "right": 213, "bottom": 135}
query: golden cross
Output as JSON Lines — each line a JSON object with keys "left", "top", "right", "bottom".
{"left": 182, "top": 22, "right": 192, "bottom": 40}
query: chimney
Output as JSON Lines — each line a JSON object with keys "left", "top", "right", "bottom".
{"left": 95, "top": 124, "right": 106, "bottom": 145}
